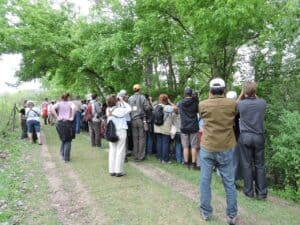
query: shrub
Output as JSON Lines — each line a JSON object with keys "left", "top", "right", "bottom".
{"left": 270, "top": 110, "right": 300, "bottom": 201}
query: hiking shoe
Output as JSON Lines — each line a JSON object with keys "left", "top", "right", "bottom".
{"left": 227, "top": 216, "right": 237, "bottom": 225}
{"left": 200, "top": 212, "right": 210, "bottom": 221}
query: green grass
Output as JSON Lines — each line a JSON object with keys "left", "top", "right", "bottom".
{"left": 44, "top": 126, "right": 221, "bottom": 225}
{"left": 0, "top": 133, "right": 59, "bottom": 225}
{"left": 144, "top": 156, "right": 300, "bottom": 225}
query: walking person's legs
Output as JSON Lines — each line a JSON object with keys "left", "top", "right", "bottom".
{"left": 63, "top": 141, "right": 71, "bottom": 162}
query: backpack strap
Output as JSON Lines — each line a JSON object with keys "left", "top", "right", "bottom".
{"left": 108, "top": 106, "right": 124, "bottom": 119}
{"left": 26, "top": 109, "right": 40, "bottom": 117}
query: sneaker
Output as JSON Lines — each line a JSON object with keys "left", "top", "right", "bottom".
{"left": 110, "top": 173, "right": 116, "bottom": 176}
{"left": 200, "top": 212, "right": 210, "bottom": 221}
{"left": 227, "top": 216, "right": 237, "bottom": 225}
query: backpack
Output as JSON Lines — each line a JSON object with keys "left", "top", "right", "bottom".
{"left": 105, "top": 120, "right": 119, "bottom": 142}
{"left": 84, "top": 103, "right": 92, "bottom": 122}
{"left": 153, "top": 105, "right": 164, "bottom": 126}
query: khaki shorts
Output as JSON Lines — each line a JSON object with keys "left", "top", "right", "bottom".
{"left": 181, "top": 132, "right": 199, "bottom": 149}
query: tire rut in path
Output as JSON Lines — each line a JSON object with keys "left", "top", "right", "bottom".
{"left": 130, "top": 162, "right": 273, "bottom": 225}
{"left": 40, "top": 133, "right": 110, "bottom": 225}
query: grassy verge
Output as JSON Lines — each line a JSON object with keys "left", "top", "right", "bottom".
{"left": 144, "top": 156, "right": 300, "bottom": 225}
{"left": 44, "top": 126, "right": 220, "bottom": 225}
{"left": 0, "top": 133, "right": 59, "bottom": 225}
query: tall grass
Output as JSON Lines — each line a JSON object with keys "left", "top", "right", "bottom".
{"left": 0, "top": 91, "right": 45, "bottom": 135}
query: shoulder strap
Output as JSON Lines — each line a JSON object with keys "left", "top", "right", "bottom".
{"left": 27, "top": 109, "right": 40, "bottom": 117}
{"left": 109, "top": 107, "right": 124, "bottom": 119}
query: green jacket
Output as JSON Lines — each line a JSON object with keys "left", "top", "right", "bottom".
{"left": 199, "top": 95, "right": 237, "bottom": 151}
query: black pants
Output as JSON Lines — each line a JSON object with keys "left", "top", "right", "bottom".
{"left": 21, "top": 119, "right": 28, "bottom": 139}
{"left": 239, "top": 133, "right": 268, "bottom": 198}
{"left": 56, "top": 121, "right": 74, "bottom": 161}
{"left": 60, "top": 141, "right": 71, "bottom": 161}
{"left": 126, "top": 121, "right": 133, "bottom": 152}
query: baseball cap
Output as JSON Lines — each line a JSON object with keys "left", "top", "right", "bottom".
{"left": 133, "top": 84, "right": 141, "bottom": 91}
{"left": 184, "top": 87, "right": 193, "bottom": 96}
{"left": 209, "top": 78, "right": 225, "bottom": 88}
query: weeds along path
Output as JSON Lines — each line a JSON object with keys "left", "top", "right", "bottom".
{"left": 40, "top": 133, "right": 111, "bottom": 225}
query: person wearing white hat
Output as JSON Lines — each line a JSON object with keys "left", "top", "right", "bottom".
{"left": 199, "top": 78, "right": 238, "bottom": 224}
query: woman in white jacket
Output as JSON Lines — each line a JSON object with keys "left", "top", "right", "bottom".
{"left": 106, "top": 95, "right": 132, "bottom": 177}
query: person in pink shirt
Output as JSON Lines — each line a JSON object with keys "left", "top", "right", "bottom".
{"left": 51, "top": 93, "right": 76, "bottom": 162}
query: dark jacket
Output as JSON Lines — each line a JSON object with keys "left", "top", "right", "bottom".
{"left": 237, "top": 97, "right": 266, "bottom": 135}
{"left": 178, "top": 96, "right": 199, "bottom": 134}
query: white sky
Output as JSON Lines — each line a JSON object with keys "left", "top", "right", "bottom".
{"left": 0, "top": 54, "right": 41, "bottom": 94}
{"left": 0, "top": 0, "right": 91, "bottom": 94}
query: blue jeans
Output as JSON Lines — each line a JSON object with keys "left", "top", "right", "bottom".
{"left": 200, "top": 148, "right": 237, "bottom": 218}
{"left": 156, "top": 134, "right": 170, "bottom": 162}
{"left": 175, "top": 133, "right": 183, "bottom": 163}
{"left": 27, "top": 120, "right": 41, "bottom": 133}
{"left": 75, "top": 111, "right": 81, "bottom": 134}
{"left": 146, "top": 131, "right": 154, "bottom": 154}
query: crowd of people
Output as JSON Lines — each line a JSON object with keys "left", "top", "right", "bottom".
{"left": 19, "top": 78, "right": 267, "bottom": 225}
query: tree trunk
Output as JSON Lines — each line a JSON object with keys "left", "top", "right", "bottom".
{"left": 144, "top": 58, "right": 153, "bottom": 86}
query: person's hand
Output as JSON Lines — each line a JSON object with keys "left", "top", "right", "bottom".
{"left": 237, "top": 89, "right": 245, "bottom": 102}
{"left": 239, "top": 89, "right": 244, "bottom": 98}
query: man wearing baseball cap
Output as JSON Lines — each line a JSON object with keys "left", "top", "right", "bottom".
{"left": 128, "top": 84, "right": 150, "bottom": 161}
{"left": 199, "top": 78, "right": 238, "bottom": 224}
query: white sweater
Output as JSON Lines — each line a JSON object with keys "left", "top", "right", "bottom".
{"left": 106, "top": 101, "right": 132, "bottom": 130}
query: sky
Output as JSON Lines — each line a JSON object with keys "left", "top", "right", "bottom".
{"left": 0, "top": 0, "right": 91, "bottom": 94}
{"left": 0, "top": 54, "right": 41, "bottom": 94}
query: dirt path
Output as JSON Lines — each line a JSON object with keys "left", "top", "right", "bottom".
{"left": 40, "top": 133, "right": 110, "bottom": 225}
{"left": 129, "top": 162, "right": 273, "bottom": 225}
